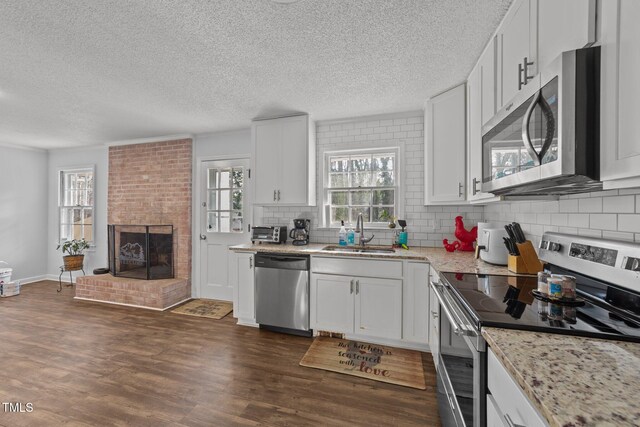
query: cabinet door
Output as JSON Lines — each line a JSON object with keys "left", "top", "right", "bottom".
{"left": 600, "top": 0, "right": 640, "bottom": 188}
{"left": 403, "top": 262, "right": 430, "bottom": 343}
{"left": 537, "top": 0, "right": 595, "bottom": 71}
{"left": 310, "top": 273, "right": 354, "bottom": 334}
{"left": 278, "top": 115, "right": 309, "bottom": 204}
{"left": 234, "top": 253, "right": 255, "bottom": 321}
{"left": 467, "top": 66, "right": 483, "bottom": 201}
{"left": 499, "top": 0, "right": 533, "bottom": 107}
{"left": 252, "top": 120, "right": 281, "bottom": 205}
{"left": 355, "top": 277, "right": 402, "bottom": 340}
{"left": 480, "top": 38, "right": 497, "bottom": 126}
{"left": 428, "top": 281, "right": 440, "bottom": 366}
{"left": 424, "top": 83, "right": 467, "bottom": 204}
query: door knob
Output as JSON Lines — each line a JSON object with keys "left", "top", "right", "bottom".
{"left": 200, "top": 234, "right": 207, "bottom": 240}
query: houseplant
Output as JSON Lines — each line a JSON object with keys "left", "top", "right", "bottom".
{"left": 379, "top": 210, "right": 397, "bottom": 228}
{"left": 57, "top": 238, "right": 90, "bottom": 270}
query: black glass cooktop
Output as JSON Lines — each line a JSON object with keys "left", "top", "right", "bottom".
{"left": 440, "top": 272, "right": 640, "bottom": 343}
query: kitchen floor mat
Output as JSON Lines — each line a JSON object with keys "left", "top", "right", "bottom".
{"left": 171, "top": 299, "right": 233, "bottom": 319}
{"left": 300, "top": 337, "right": 426, "bottom": 389}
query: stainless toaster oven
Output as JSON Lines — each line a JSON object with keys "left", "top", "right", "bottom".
{"left": 251, "top": 226, "right": 287, "bottom": 244}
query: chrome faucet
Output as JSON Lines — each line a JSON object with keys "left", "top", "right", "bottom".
{"left": 355, "top": 213, "right": 375, "bottom": 247}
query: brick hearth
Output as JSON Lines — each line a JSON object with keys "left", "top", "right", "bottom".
{"left": 76, "top": 275, "right": 189, "bottom": 310}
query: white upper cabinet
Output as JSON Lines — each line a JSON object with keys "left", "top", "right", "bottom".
{"left": 498, "top": 0, "right": 535, "bottom": 108}
{"left": 600, "top": 0, "right": 640, "bottom": 189}
{"left": 252, "top": 114, "right": 316, "bottom": 206}
{"left": 497, "top": 0, "right": 595, "bottom": 110}
{"left": 424, "top": 83, "right": 467, "bottom": 205}
{"left": 468, "top": 41, "right": 500, "bottom": 203}
{"left": 537, "top": 0, "right": 596, "bottom": 71}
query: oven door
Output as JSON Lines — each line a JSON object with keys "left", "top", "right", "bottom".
{"left": 431, "top": 280, "right": 486, "bottom": 427}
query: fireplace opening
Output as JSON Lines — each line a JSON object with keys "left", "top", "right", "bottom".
{"left": 108, "top": 225, "right": 174, "bottom": 280}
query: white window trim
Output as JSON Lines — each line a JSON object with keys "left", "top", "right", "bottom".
{"left": 321, "top": 144, "right": 405, "bottom": 229}
{"left": 58, "top": 165, "right": 96, "bottom": 245}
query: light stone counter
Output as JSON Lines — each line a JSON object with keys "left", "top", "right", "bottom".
{"left": 482, "top": 327, "right": 640, "bottom": 427}
{"left": 229, "top": 243, "right": 525, "bottom": 276}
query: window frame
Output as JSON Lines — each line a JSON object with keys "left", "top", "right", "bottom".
{"left": 58, "top": 165, "right": 96, "bottom": 245}
{"left": 322, "top": 146, "right": 403, "bottom": 229}
{"left": 204, "top": 165, "right": 245, "bottom": 234}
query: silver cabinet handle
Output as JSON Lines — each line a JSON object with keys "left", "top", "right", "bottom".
{"left": 273, "top": 190, "right": 276, "bottom": 201}
{"left": 458, "top": 182, "right": 463, "bottom": 197}
{"left": 350, "top": 279, "right": 354, "bottom": 294}
{"left": 523, "top": 56, "right": 534, "bottom": 84}
{"left": 472, "top": 177, "right": 479, "bottom": 196}
{"left": 505, "top": 414, "right": 525, "bottom": 427}
{"left": 277, "top": 190, "right": 280, "bottom": 201}
{"left": 356, "top": 280, "right": 360, "bottom": 295}
{"left": 249, "top": 256, "right": 253, "bottom": 269}
{"left": 518, "top": 62, "right": 524, "bottom": 90}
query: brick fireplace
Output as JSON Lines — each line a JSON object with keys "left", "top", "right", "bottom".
{"left": 76, "top": 138, "right": 193, "bottom": 310}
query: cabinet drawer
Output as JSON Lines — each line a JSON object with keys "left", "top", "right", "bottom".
{"left": 487, "top": 348, "right": 547, "bottom": 427}
{"left": 311, "top": 256, "right": 403, "bottom": 279}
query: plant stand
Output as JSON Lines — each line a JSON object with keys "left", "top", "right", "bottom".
{"left": 58, "top": 265, "right": 85, "bottom": 292}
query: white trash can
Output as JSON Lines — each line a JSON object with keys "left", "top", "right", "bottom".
{"left": 0, "top": 261, "right": 12, "bottom": 285}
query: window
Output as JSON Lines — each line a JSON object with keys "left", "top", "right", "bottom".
{"left": 325, "top": 149, "right": 398, "bottom": 227}
{"left": 206, "top": 167, "right": 244, "bottom": 233}
{"left": 59, "top": 168, "right": 94, "bottom": 242}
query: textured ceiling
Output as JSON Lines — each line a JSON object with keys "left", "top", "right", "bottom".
{"left": 0, "top": 0, "right": 511, "bottom": 149}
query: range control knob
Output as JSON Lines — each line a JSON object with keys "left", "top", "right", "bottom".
{"left": 548, "top": 242, "right": 562, "bottom": 252}
{"left": 624, "top": 257, "right": 640, "bottom": 272}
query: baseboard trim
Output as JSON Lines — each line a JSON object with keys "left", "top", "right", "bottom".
{"left": 12, "top": 275, "right": 49, "bottom": 284}
{"left": 235, "top": 318, "right": 259, "bottom": 328}
{"left": 73, "top": 297, "right": 191, "bottom": 312}
{"left": 340, "top": 333, "right": 431, "bottom": 353}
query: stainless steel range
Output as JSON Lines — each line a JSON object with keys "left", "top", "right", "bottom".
{"left": 431, "top": 233, "right": 640, "bottom": 427}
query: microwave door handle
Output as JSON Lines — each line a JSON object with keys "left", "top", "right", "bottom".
{"left": 521, "top": 89, "right": 543, "bottom": 166}
{"left": 537, "top": 93, "right": 556, "bottom": 163}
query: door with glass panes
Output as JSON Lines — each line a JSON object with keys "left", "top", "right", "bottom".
{"left": 199, "top": 158, "right": 251, "bottom": 300}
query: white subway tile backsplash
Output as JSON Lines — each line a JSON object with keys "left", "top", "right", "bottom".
{"left": 618, "top": 215, "right": 640, "bottom": 233}
{"left": 579, "top": 197, "right": 603, "bottom": 213}
{"left": 589, "top": 214, "right": 617, "bottom": 231}
{"left": 603, "top": 195, "right": 635, "bottom": 213}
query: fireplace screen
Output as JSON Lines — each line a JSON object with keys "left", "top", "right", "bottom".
{"left": 108, "top": 225, "right": 174, "bottom": 280}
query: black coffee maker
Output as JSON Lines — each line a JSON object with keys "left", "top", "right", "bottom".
{"left": 289, "top": 219, "right": 310, "bottom": 246}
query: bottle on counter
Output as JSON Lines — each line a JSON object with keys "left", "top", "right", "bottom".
{"left": 347, "top": 224, "right": 355, "bottom": 246}
{"left": 338, "top": 221, "right": 347, "bottom": 246}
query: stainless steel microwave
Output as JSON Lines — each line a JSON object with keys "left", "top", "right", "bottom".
{"left": 481, "top": 47, "right": 601, "bottom": 196}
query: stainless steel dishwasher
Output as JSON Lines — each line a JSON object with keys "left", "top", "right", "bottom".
{"left": 254, "top": 253, "right": 311, "bottom": 337}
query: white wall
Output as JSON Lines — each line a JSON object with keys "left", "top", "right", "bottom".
{"left": 0, "top": 145, "right": 49, "bottom": 281}
{"left": 260, "top": 112, "right": 482, "bottom": 247}
{"left": 47, "top": 146, "right": 109, "bottom": 279}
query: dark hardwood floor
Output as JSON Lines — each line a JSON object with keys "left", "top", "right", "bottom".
{"left": 0, "top": 281, "right": 441, "bottom": 426}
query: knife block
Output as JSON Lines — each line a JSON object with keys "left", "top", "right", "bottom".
{"left": 508, "top": 241, "right": 543, "bottom": 274}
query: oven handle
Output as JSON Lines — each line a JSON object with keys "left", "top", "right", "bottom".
{"left": 430, "top": 281, "right": 475, "bottom": 336}
{"left": 521, "top": 89, "right": 556, "bottom": 166}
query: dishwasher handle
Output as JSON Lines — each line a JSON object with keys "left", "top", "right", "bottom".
{"left": 254, "top": 254, "right": 309, "bottom": 270}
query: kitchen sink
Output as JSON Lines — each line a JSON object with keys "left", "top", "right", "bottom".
{"left": 321, "top": 245, "right": 396, "bottom": 254}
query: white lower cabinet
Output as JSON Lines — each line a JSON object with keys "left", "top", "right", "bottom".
{"left": 232, "top": 252, "right": 256, "bottom": 324}
{"left": 310, "top": 273, "right": 355, "bottom": 334}
{"left": 311, "top": 272, "right": 402, "bottom": 340}
{"left": 355, "top": 276, "right": 403, "bottom": 340}
{"left": 403, "top": 262, "right": 430, "bottom": 343}
{"left": 487, "top": 347, "right": 547, "bottom": 427}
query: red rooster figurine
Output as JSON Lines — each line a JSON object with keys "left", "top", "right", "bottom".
{"left": 454, "top": 216, "right": 477, "bottom": 251}
{"left": 442, "top": 239, "right": 460, "bottom": 252}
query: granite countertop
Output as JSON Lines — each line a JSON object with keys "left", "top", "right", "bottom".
{"left": 482, "top": 327, "right": 640, "bottom": 427}
{"left": 229, "top": 243, "right": 525, "bottom": 276}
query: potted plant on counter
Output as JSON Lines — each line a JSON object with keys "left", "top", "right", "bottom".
{"left": 380, "top": 210, "right": 397, "bottom": 229}
{"left": 57, "top": 238, "right": 90, "bottom": 271}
